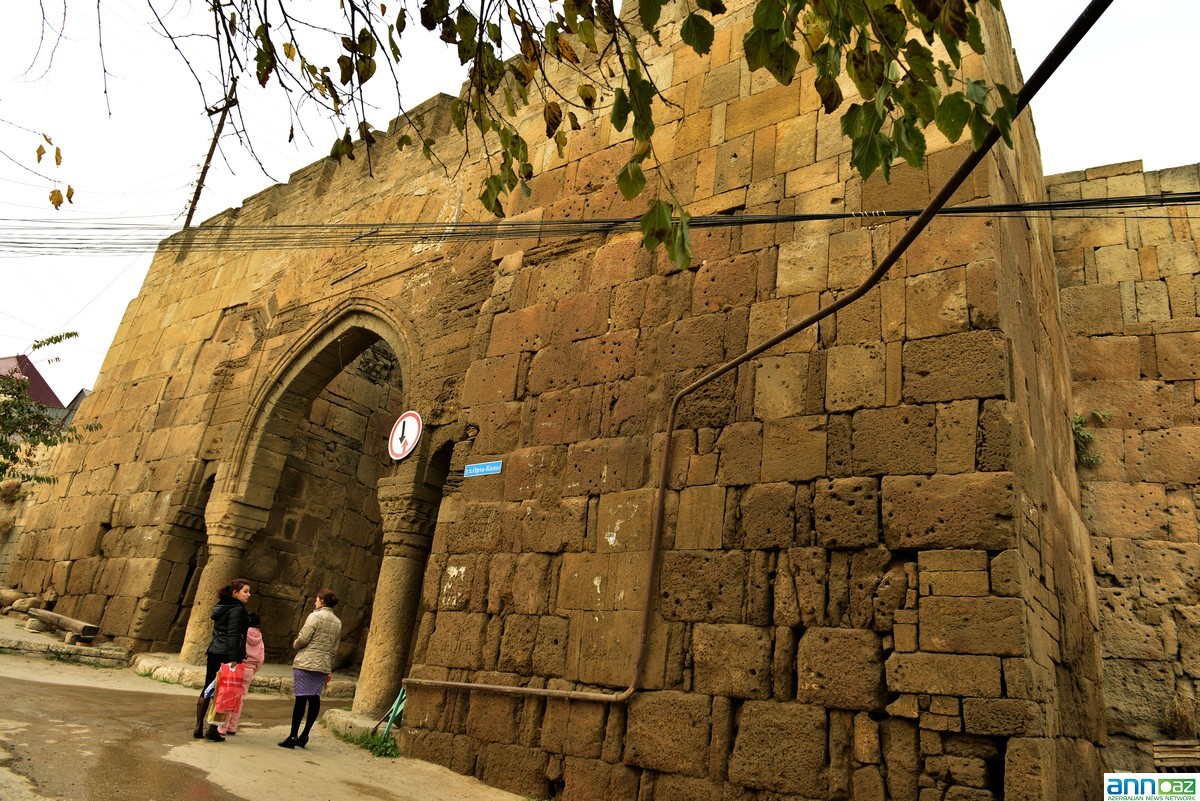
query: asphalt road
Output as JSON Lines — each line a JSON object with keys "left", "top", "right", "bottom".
{"left": 0, "top": 651, "right": 521, "bottom": 801}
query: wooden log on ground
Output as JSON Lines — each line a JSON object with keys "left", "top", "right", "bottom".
{"left": 26, "top": 608, "right": 100, "bottom": 637}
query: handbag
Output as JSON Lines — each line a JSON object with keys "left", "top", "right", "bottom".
{"left": 213, "top": 662, "right": 246, "bottom": 714}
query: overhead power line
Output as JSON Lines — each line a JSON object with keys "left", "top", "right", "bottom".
{"left": 0, "top": 191, "right": 1197, "bottom": 257}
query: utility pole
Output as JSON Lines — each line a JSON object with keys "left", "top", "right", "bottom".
{"left": 184, "top": 77, "right": 238, "bottom": 230}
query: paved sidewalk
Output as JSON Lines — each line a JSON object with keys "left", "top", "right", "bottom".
{"left": 0, "top": 614, "right": 522, "bottom": 801}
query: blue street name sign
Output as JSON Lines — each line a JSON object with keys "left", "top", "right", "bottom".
{"left": 464, "top": 460, "right": 503, "bottom": 477}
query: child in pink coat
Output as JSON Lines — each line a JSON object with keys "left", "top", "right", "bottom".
{"left": 219, "top": 613, "right": 265, "bottom": 735}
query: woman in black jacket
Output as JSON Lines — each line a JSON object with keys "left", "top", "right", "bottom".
{"left": 194, "top": 579, "right": 252, "bottom": 741}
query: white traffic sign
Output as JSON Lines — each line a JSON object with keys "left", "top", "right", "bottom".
{"left": 388, "top": 411, "right": 423, "bottom": 460}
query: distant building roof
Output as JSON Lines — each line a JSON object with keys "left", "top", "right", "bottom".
{"left": 0, "top": 354, "right": 65, "bottom": 408}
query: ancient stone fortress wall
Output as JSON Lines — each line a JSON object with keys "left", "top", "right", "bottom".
{"left": 4, "top": 1, "right": 1112, "bottom": 799}
{"left": 1054, "top": 161, "right": 1200, "bottom": 768}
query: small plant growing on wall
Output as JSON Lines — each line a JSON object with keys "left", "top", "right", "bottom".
{"left": 1071, "top": 410, "right": 1112, "bottom": 467}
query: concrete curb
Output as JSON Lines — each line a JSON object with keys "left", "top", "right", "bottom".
{"left": 0, "top": 635, "right": 130, "bottom": 668}
{"left": 131, "top": 652, "right": 358, "bottom": 698}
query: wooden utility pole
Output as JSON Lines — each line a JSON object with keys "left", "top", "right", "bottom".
{"left": 184, "top": 77, "right": 238, "bottom": 230}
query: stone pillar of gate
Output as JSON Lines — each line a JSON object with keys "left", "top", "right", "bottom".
{"left": 179, "top": 501, "right": 267, "bottom": 664}
{"left": 353, "top": 475, "right": 440, "bottom": 718}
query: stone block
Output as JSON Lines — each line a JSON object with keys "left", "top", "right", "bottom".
{"left": 542, "top": 699, "right": 608, "bottom": 759}
{"left": 1081, "top": 482, "right": 1169, "bottom": 540}
{"left": 903, "top": 330, "right": 1007, "bottom": 403}
{"left": 533, "top": 616, "right": 569, "bottom": 677}
{"left": 921, "top": 571, "right": 989, "bottom": 597}
{"left": 919, "top": 596, "right": 1026, "bottom": 656}
{"left": 739, "top": 483, "right": 797, "bottom": 550}
{"left": 512, "top": 554, "right": 552, "bottom": 615}
{"left": 777, "top": 236, "right": 829, "bottom": 296}
{"left": 677, "top": 485, "right": 726, "bottom": 550}
{"left": 755, "top": 353, "right": 814, "bottom": 419}
{"left": 463, "top": 355, "right": 520, "bottom": 403}
{"left": 814, "top": 477, "right": 880, "bottom": 549}
{"left": 795, "top": 627, "right": 886, "bottom": 710}
{"left": 1135, "top": 541, "right": 1200, "bottom": 605}
{"left": 624, "top": 691, "right": 710, "bottom": 776}
{"left": 479, "top": 743, "right": 551, "bottom": 800}
{"left": 1141, "top": 428, "right": 1200, "bottom": 484}
{"left": 962, "top": 698, "right": 1043, "bottom": 736}
{"left": 596, "top": 489, "right": 656, "bottom": 553}
{"left": 728, "top": 701, "right": 827, "bottom": 795}
{"left": 826, "top": 344, "right": 886, "bottom": 411}
{"left": 852, "top": 405, "right": 937, "bottom": 475}
{"left": 1067, "top": 336, "right": 1140, "bottom": 381}
{"left": 1060, "top": 284, "right": 1124, "bottom": 336}
{"left": 660, "top": 551, "right": 746, "bottom": 623}
{"left": 885, "top": 653, "right": 1002, "bottom": 697}
{"left": 882, "top": 473, "right": 1015, "bottom": 550}
{"left": 715, "top": 422, "right": 762, "bottom": 486}
{"left": 693, "top": 623, "right": 772, "bottom": 699}
{"left": 761, "top": 416, "right": 826, "bottom": 482}
{"left": 906, "top": 216, "right": 994, "bottom": 274}
{"left": 936, "top": 400, "right": 978, "bottom": 474}
{"left": 906, "top": 268, "right": 968, "bottom": 339}
{"left": 1157, "top": 332, "right": 1200, "bottom": 379}
{"left": 497, "top": 615, "right": 540, "bottom": 674}
{"left": 466, "top": 678, "right": 523, "bottom": 744}
{"left": 424, "top": 612, "right": 489, "bottom": 670}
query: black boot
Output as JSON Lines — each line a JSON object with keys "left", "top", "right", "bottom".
{"left": 193, "top": 697, "right": 209, "bottom": 739}
{"left": 278, "top": 735, "right": 297, "bottom": 749}
{"left": 204, "top": 724, "right": 225, "bottom": 742}
{"left": 296, "top": 733, "right": 308, "bottom": 748}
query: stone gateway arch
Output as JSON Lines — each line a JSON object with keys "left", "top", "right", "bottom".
{"left": 5, "top": 1, "right": 1200, "bottom": 798}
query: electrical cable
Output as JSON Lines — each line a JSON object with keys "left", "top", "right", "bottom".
{"left": 0, "top": 190, "right": 1196, "bottom": 256}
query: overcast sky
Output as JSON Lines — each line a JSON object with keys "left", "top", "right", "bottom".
{"left": 1, "top": 0, "right": 1197, "bottom": 402}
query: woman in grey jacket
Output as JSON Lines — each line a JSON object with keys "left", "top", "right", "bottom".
{"left": 278, "top": 588, "right": 342, "bottom": 749}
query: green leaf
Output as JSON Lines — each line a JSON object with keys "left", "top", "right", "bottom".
{"left": 356, "top": 56, "right": 377, "bottom": 85}
{"left": 640, "top": 200, "right": 672, "bottom": 250}
{"left": 611, "top": 87, "right": 630, "bottom": 131}
{"left": 544, "top": 101, "right": 563, "bottom": 138}
{"left": 629, "top": 73, "right": 656, "bottom": 141}
{"left": 939, "top": 0, "right": 969, "bottom": 40}
{"left": 639, "top": 0, "right": 663, "bottom": 31}
{"left": 395, "top": 8, "right": 407, "bottom": 34}
{"left": 903, "top": 40, "right": 935, "bottom": 85}
{"left": 681, "top": 13, "right": 715, "bottom": 56}
{"left": 578, "top": 84, "right": 598, "bottom": 110}
{"left": 743, "top": 27, "right": 773, "bottom": 72}
{"left": 696, "top": 0, "right": 727, "bottom": 15}
{"left": 254, "top": 24, "right": 277, "bottom": 87}
{"left": 935, "top": 91, "right": 970, "bottom": 142}
{"left": 814, "top": 73, "right": 844, "bottom": 113}
{"left": 577, "top": 20, "right": 598, "bottom": 51}
{"left": 874, "top": 4, "right": 908, "bottom": 48}
{"left": 893, "top": 118, "right": 927, "bottom": 168}
{"left": 665, "top": 211, "right": 693, "bottom": 270}
{"left": 420, "top": 0, "right": 448, "bottom": 31}
{"left": 967, "top": 106, "right": 991, "bottom": 150}
{"left": 965, "top": 12, "right": 985, "bottom": 54}
{"left": 965, "top": 78, "right": 988, "bottom": 106}
{"left": 847, "top": 45, "right": 885, "bottom": 99}
{"left": 617, "top": 160, "right": 647, "bottom": 200}
{"left": 753, "top": 0, "right": 785, "bottom": 31}
{"left": 337, "top": 54, "right": 354, "bottom": 85}
{"left": 554, "top": 130, "right": 568, "bottom": 158}
{"left": 397, "top": 134, "right": 413, "bottom": 150}
{"left": 765, "top": 42, "right": 800, "bottom": 85}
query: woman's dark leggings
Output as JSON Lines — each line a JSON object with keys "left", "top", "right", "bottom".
{"left": 290, "top": 696, "right": 321, "bottom": 738}
{"left": 201, "top": 653, "right": 227, "bottom": 697}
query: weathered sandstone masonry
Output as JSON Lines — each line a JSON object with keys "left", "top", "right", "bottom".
{"left": 3, "top": 1, "right": 1163, "bottom": 797}
{"left": 1054, "top": 161, "right": 1200, "bottom": 768}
